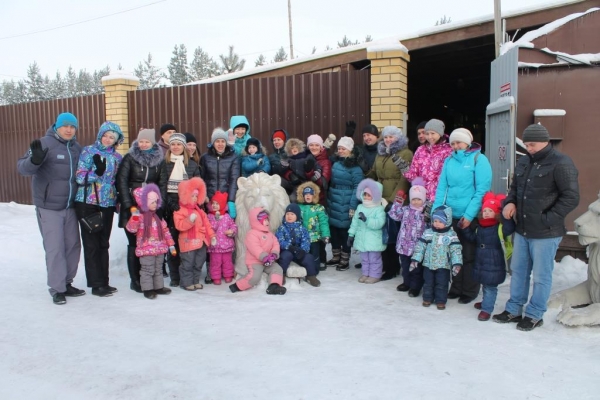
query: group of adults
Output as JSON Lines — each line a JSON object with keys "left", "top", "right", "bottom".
{"left": 19, "top": 111, "right": 580, "bottom": 330}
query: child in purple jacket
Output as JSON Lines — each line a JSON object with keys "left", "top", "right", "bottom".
{"left": 388, "top": 177, "right": 427, "bottom": 297}
{"left": 207, "top": 191, "right": 238, "bottom": 285}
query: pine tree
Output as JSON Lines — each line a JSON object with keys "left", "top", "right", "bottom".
{"left": 168, "top": 44, "right": 191, "bottom": 85}
{"left": 190, "top": 47, "right": 220, "bottom": 81}
{"left": 255, "top": 54, "right": 267, "bottom": 67}
{"left": 47, "top": 71, "right": 66, "bottom": 99}
{"left": 219, "top": 45, "right": 245, "bottom": 74}
{"left": 0, "top": 80, "right": 18, "bottom": 104}
{"left": 26, "top": 62, "right": 44, "bottom": 102}
{"left": 365, "top": 35, "right": 373, "bottom": 42}
{"left": 272, "top": 47, "right": 288, "bottom": 63}
{"left": 435, "top": 15, "right": 452, "bottom": 25}
{"left": 337, "top": 35, "right": 359, "bottom": 48}
{"left": 75, "top": 70, "right": 94, "bottom": 96}
{"left": 135, "top": 53, "right": 163, "bottom": 89}
{"left": 92, "top": 65, "right": 111, "bottom": 94}
{"left": 311, "top": 46, "right": 317, "bottom": 55}
{"left": 65, "top": 66, "right": 77, "bottom": 98}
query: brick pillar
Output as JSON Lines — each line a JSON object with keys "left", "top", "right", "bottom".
{"left": 101, "top": 73, "right": 140, "bottom": 155}
{"left": 367, "top": 44, "right": 410, "bottom": 131}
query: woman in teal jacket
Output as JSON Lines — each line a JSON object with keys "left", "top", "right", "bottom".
{"left": 230, "top": 115, "right": 252, "bottom": 156}
{"left": 433, "top": 128, "right": 492, "bottom": 304}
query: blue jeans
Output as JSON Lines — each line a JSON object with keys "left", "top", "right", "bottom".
{"left": 504, "top": 233, "right": 562, "bottom": 320}
{"left": 423, "top": 267, "right": 450, "bottom": 304}
{"left": 481, "top": 285, "right": 498, "bottom": 314}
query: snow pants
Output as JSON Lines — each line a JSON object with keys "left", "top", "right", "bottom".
{"left": 179, "top": 246, "right": 207, "bottom": 288}
{"left": 236, "top": 263, "right": 284, "bottom": 291}
{"left": 360, "top": 251, "right": 383, "bottom": 278}
{"left": 278, "top": 249, "right": 318, "bottom": 276}
{"left": 209, "top": 251, "right": 235, "bottom": 281}
{"left": 139, "top": 255, "right": 165, "bottom": 291}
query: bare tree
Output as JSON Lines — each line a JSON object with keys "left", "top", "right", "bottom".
{"left": 435, "top": 15, "right": 452, "bottom": 26}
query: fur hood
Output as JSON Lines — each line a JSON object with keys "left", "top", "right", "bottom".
{"left": 332, "top": 150, "right": 359, "bottom": 168}
{"left": 285, "top": 138, "right": 306, "bottom": 156}
{"left": 177, "top": 177, "right": 207, "bottom": 206}
{"left": 296, "top": 181, "right": 321, "bottom": 204}
{"left": 133, "top": 183, "right": 162, "bottom": 212}
{"left": 377, "top": 135, "right": 409, "bottom": 156}
{"left": 128, "top": 141, "right": 164, "bottom": 167}
{"left": 356, "top": 178, "right": 383, "bottom": 203}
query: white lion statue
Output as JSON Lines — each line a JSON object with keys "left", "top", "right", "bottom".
{"left": 548, "top": 191, "right": 600, "bottom": 326}
{"left": 234, "top": 173, "right": 307, "bottom": 279}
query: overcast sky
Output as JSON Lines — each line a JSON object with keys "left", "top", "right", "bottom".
{"left": 1, "top": 0, "right": 562, "bottom": 81}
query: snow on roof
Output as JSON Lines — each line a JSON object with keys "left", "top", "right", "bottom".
{"left": 366, "top": 38, "right": 408, "bottom": 53}
{"left": 534, "top": 109, "right": 567, "bottom": 116}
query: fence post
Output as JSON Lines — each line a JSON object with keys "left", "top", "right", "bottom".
{"left": 367, "top": 42, "right": 410, "bottom": 131}
{"left": 101, "top": 73, "right": 140, "bottom": 155}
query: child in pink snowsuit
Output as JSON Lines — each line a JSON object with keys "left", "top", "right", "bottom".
{"left": 229, "top": 207, "right": 287, "bottom": 295}
{"left": 207, "top": 191, "right": 237, "bottom": 285}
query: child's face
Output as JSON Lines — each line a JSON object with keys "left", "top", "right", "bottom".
{"left": 289, "top": 146, "right": 300, "bottom": 156}
{"left": 285, "top": 212, "right": 297, "bottom": 223}
{"left": 191, "top": 193, "right": 198, "bottom": 203}
{"left": 147, "top": 192, "right": 159, "bottom": 211}
{"left": 273, "top": 137, "right": 284, "bottom": 149}
{"left": 432, "top": 219, "right": 445, "bottom": 229}
{"left": 303, "top": 193, "right": 313, "bottom": 203}
{"left": 262, "top": 217, "right": 270, "bottom": 227}
{"left": 247, "top": 145, "right": 258, "bottom": 155}
{"left": 411, "top": 198, "right": 424, "bottom": 208}
{"left": 363, "top": 192, "right": 372, "bottom": 201}
{"left": 482, "top": 207, "right": 496, "bottom": 220}
{"left": 212, "top": 201, "right": 220, "bottom": 212}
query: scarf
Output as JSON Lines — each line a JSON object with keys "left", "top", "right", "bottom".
{"left": 479, "top": 218, "right": 499, "bottom": 228}
{"left": 167, "top": 154, "right": 187, "bottom": 193}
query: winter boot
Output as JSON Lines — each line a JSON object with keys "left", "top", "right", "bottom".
{"left": 516, "top": 316, "right": 544, "bottom": 331}
{"left": 478, "top": 311, "right": 491, "bottom": 321}
{"left": 436, "top": 303, "right": 446, "bottom": 310}
{"left": 229, "top": 283, "right": 241, "bottom": 293}
{"left": 205, "top": 275, "right": 213, "bottom": 284}
{"left": 396, "top": 283, "right": 410, "bottom": 292}
{"left": 474, "top": 302, "right": 482, "bottom": 310}
{"left": 336, "top": 251, "right": 350, "bottom": 271}
{"left": 365, "top": 277, "right": 381, "bottom": 284}
{"left": 266, "top": 283, "right": 287, "bottom": 295}
{"left": 305, "top": 276, "right": 321, "bottom": 287}
{"left": 326, "top": 249, "right": 341, "bottom": 267}
{"left": 154, "top": 287, "right": 171, "bottom": 295}
{"left": 92, "top": 287, "right": 113, "bottom": 297}
{"left": 358, "top": 275, "right": 368, "bottom": 283}
{"left": 144, "top": 290, "right": 157, "bottom": 299}
{"left": 319, "top": 262, "right": 327, "bottom": 272}
{"left": 492, "top": 310, "right": 523, "bottom": 324}
{"left": 354, "top": 263, "right": 362, "bottom": 269}
{"left": 53, "top": 292, "right": 66, "bottom": 305}
{"left": 127, "top": 245, "right": 142, "bottom": 293}
{"left": 106, "top": 285, "right": 118, "bottom": 293}
{"left": 64, "top": 283, "right": 86, "bottom": 297}
{"left": 408, "top": 288, "right": 420, "bottom": 297}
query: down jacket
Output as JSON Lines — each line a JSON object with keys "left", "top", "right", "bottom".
{"left": 241, "top": 149, "right": 271, "bottom": 177}
{"left": 268, "top": 129, "right": 289, "bottom": 177}
{"left": 348, "top": 179, "right": 387, "bottom": 252}
{"left": 367, "top": 135, "right": 413, "bottom": 204}
{"left": 296, "top": 182, "right": 330, "bottom": 242}
{"left": 403, "top": 138, "right": 452, "bottom": 202}
{"left": 327, "top": 152, "right": 364, "bottom": 228}
{"left": 230, "top": 115, "right": 251, "bottom": 156}
{"left": 312, "top": 147, "right": 332, "bottom": 206}
{"left": 275, "top": 221, "right": 311, "bottom": 253}
{"left": 200, "top": 145, "right": 241, "bottom": 202}
{"left": 388, "top": 202, "right": 427, "bottom": 256}
{"left": 505, "top": 144, "right": 579, "bottom": 239}
{"left": 245, "top": 207, "right": 280, "bottom": 267}
{"left": 173, "top": 177, "right": 216, "bottom": 253}
{"left": 207, "top": 213, "right": 237, "bottom": 253}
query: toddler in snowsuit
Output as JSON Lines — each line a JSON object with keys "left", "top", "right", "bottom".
{"left": 296, "top": 182, "right": 330, "bottom": 271}
{"left": 411, "top": 205, "right": 463, "bottom": 310}
{"left": 281, "top": 138, "right": 319, "bottom": 202}
{"left": 173, "top": 177, "right": 216, "bottom": 291}
{"left": 207, "top": 191, "right": 238, "bottom": 285}
{"left": 461, "top": 192, "right": 516, "bottom": 321}
{"left": 388, "top": 177, "right": 428, "bottom": 296}
{"left": 229, "top": 208, "right": 286, "bottom": 295}
{"left": 275, "top": 203, "right": 321, "bottom": 287}
{"left": 347, "top": 178, "right": 387, "bottom": 283}
{"left": 126, "top": 184, "right": 174, "bottom": 300}
{"left": 241, "top": 138, "right": 271, "bottom": 177}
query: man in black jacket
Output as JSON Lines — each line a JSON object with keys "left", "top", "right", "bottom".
{"left": 493, "top": 123, "right": 579, "bottom": 331}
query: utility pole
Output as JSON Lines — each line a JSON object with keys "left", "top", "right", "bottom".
{"left": 288, "top": 0, "right": 294, "bottom": 59}
{"left": 494, "top": 0, "right": 502, "bottom": 58}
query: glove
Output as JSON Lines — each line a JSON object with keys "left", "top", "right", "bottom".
{"left": 452, "top": 265, "right": 461, "bottom": 277}
{"left": 169, "top": 199, "right": 180, "bottom": 212}
{"left": 169, "top": 246, "right": 177, "bottom": 257}
{"left": 349, "top": 209, "right": 355, "bottom": 218}
{"left": 347, "top": 236, "right": 355, "bottom": 248}
{"left": 288, "top": 245, "right": 298, "bottom": 253}
{"left": 29, "top": 139, "right": 48, "bottom": 165}
{"left": 211, "top": 237, "right": 217, "bottom": 246}
{"left": 391, "top": 154, "right": 409, "bottom": 174}
{"left": 280, "top": 154, "right": 290, "bottom": 168}
{"left": 409, "top": 261, "right": 418, "bottom": 272}
{"left": 304, "top": 157, "right": 316, "bottom": 172}
{"left": 130, "top": 207, "right": 140, "bottom": 221}
{"left": 395, "top": 190, "right": 407, "bottom": 204}
{"left": 311, "top": 169, "right": 322, "bottom": 182}
{"left": 189, "top": 213, "right": 197, "bottom": 223}
{"left": 323, "top": 133, "right": 336, "bottom": 149}
{"left": 228, "top": 201, "right": 236, "bottom": 219}
{"left": 344, "top": 120, "right": 357, "bottom": 137}
{"left": 358, "top": 212, "right": 366, "bottom": 222}
{"left": 257, "top": 158, "right": 264, "bottom": 166}
{"left": 322, "top": 237, "right": 330, "bottom": 244}
{"left": 423, "top": 201, "right": 433, "bottom": 224}
{"left": 294, "top": 249, "right": 306, "bottom": 259}
{"left": 93, "top": 154, "right": 107, "bottom": 176}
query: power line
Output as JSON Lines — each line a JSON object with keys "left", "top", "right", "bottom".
{"left": 0, "top": 0, "right": 167, "bottom": 41}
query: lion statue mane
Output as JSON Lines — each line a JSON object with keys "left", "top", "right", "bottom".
{"left": 234, "top": 173, "right": 306, "bottom": 279}
{"left": 548, "top": 191, "right": 600, "bottom": 326}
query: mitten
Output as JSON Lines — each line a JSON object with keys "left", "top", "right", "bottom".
{"left": 228, "top": 201, "right": 236, "bottom": 219}
{"left": 358, "top": 212, "right": 366, "bottom": 222}
{"left": 395, "top": 190, "right": 406, "bottom": 204}
{"left": 280, "top": 154, "right": 290, "bottom": 168}
{"left": 347, "top": 236, "right": 355, "bottom": 248}
{"left": 29, "top": 139, "right": 48, "bottom": 165}
{"left": 189, "top": 213, "right": 197, "bottom": 223}
{"left": 344, "top": 120, "right": 357, "bottom": 137}
{"left": 409, "top": 261, "right": 418, "bottom": 272}
{"left": 93, "top": 154, "right": 107, "bottom": 176}
{"left": 130, "top": 207, "right": 140, "bottom": 221}
{"left": 323, "top": 133, "right": 336, "bottom": 149}
{"left": 288, "top": 245, "right": 298, "bottom": 253}
{"left": 295, "top": 249, "right": 306, "bottom": 259}
{"left": 257, "top": 158, "right": 264, "bottom": 166}
{"left": 322, "top": 237, "right": 330, "bottom": 244}
{"left": 391, "top": 154, "right": 409, "bottom": 174}
{"left": 168, "top": 198, "right": 180, "bottom": 212}
{"left": 211, "top": 237, "right": 217, "bottom": 246}
{"left": 452, "top": 265, "right": 461, "bottom": 277}
{"left": 169, "top": 246, "right": 177, "bottom": 256}
{"left": 304, "top": 157, "right": 316, "bottom": 172}
{"left": 311, "top": 169, "right": 322, "bottom": 182}
{"left": 349, "top": 209, "right": 355, "bottom": 218}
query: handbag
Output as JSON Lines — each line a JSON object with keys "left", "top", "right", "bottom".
{"left": 79, "top": 173, "right": 104, "bottom": 234}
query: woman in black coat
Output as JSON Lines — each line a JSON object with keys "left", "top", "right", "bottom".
{"left": 116, "top": 129, "right": 165, "bottom": 292}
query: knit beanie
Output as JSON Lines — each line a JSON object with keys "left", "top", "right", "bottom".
{"left": 424, "top": 119, "right": 445, "bottom": 136}
{"left": 307, "top": 134, "right": 324, "bottom": 148}
{"left": 55, "top": 112, "right": 78, "bottom": 129}
{"left": 245, "top": 137, "right": 261, "bottom": 153}
{"left": 432, "top": 208, "right": 448, "bottom": 225}
{"left": 211, "top": 191, "right": 228, "bottom": 214}
{"left": 285, "top": 203, "right": 302, "bottom": 222}
{"left": 184, "top": 132, "right": 197, "bottom": 144}
{"left": 160, "top": 123, "right": 177, "bottom": 135}
{"left": 211, "top": 128, "right": 229, "bottom": 144}
{"left": 137, "top": 129, "right": 156, "bottom": 144}
{"left": 409, "top": 177, "right": 427, "bottom": 203}
{"left": 272, "top": 130, "right": 286, "bottom": 142}
{"left": 522, "top": 123, "right": 550, "bottom": 142}
{"left": 381, "top": 126, "right": 404, "bottom": 139}
{"left": 481, "top": 192, "right": 506, "bottom": 215}
{"left": 449, "top": 128, "right": 473, "bottom": 145}
{"left": 168, "top": 133, "right": 187, "bottom": 146}
{"left": 337, "top": 136, "right": 354, "bottom": 151}
{"left": 416, "top": 121, "right": 428, "bottom": 130}
{"left": 362, "top": 124, "right": 379, "bottom": 138}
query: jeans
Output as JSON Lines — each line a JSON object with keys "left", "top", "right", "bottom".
{"left": 504, "top": 233, "right": 562, "bottom": 320}
{"left": 423, "top": 267, "right": 450, "bottom": 304}
{"left": 480, "top": 284, "right": 498, "bottom": 314}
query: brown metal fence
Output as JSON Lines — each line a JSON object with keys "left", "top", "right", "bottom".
{"left": 0, "top": 95, "right": 105, "bottom": 204}
{"left": 128, "top": 69, "right": 371, "bottom": 151}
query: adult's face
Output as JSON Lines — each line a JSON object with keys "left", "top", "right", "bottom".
{"left": 383, "top": 135, "right": 397, "bottom": 147}
{"left": 234, "top": 127, "right": 247, "bottom": 138}
{"left": 213, "top": 138, "right": 227, "bottom": 153}
{"left": 308, "top": 143, "right": 322, "bottom": 156}
{"left": 337, "top": 146, "right": 351, "bottom": 157}
{"left": 417, "top": 128, "right": 426, "bottom": 144}
{"left": 137, "top": 139, "right": 152, "bottom": 151}
{"left": 273, "top": 137, "right": 285, "bottom": 149}
{"left": 101, "top": 131, "right": 117, "bottom": 147}
{"left": 426, "top": 130, "right": 441, "bottom": 145}
{"left": 56, "top": 125, "right": 76, "bottom": 141}
{"left": 162, "top": 130, "right": 175, "bottom": 143}
{"left": 170, "top": 141, "right": 184, "bottom": 155}
{"left": 524, "top": 142, "right": 549, "bottom": 155}
{"left": 186, "top": 142, "right": 197, "bottom": 155}
{"left": 363, "top": 133, "right": 378, "bottom": 146}
{"left": 450, "top": 141, "right": 469, "bottom": 151}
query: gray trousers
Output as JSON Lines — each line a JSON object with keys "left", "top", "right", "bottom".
{"left": 36, "top": 207, "right": 81, "bottom": 296}
{"left": 139, "top": 255, "right": 165, "bottom": 291}
{"left": 179, "top": 246, "right": 207, "bottom": 287}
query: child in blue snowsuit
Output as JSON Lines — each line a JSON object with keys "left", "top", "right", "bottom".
{"left": 241, "top": 138, "right": 271, "bottom": 177}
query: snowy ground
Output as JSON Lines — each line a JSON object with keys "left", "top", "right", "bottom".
{"left": 1, "top": 202, "right": 599, "bottom": 400}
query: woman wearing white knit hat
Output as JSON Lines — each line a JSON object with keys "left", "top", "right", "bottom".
{"left": 432, "top": 127, "right": 493, "bottom": 305}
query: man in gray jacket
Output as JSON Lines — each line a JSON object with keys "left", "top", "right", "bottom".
{"left": 17, "top": 112, "right": 85, "bottom": 305}
{"left": 493, "top": 123, "right": 579, "bottom": 331}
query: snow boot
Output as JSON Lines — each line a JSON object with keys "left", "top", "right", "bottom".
{"left": 266, "top": 283, "right": 287, "bottom": 295}
{"left": 144, "top": 290, "right": 157, "bottom": 299}
{"left": 354, "top": 262, "right": 362, "bottom": 269}
{"left": 326, "top": 249, "right": 341, "bottom": 267}
{"left": 396, "top": 283, "right": 409, "bottom": 292}
{"left": 127, "top": 245, "right": 142, "bottom": 293}
{"left": 205, "top": 275, "right": 213, "bottom": 284}
{"left": 306, "top": 276, "right": 321, "bottom": 287}
{"left": 474, "top": 302, "right": 482, "bottom": 310}
{"left": 64, "top": 283, "right": 85, "bottom": 297}
{"left": 408, "top": 288, "right": 420, "bottom": 297}
{"left": 358, "top": 275, "right": 368, "bottom": 283}
{"left": 154, "top": 287, "right": 171, "bottom": 295}
{"left": 478, "top": 311, "right": 491, "bottom": 321}
{"left": 319, "top": 262, "right": 327, "bottom": 272}
{"left": 92, "top": 287, "right": 113, "bottom": 297}
{"left": 365, "top": 277, "right": 381, "bottom": 284}
{"left": 106, "top": 285, "right": 118, "bottom": 293}
{"left": 229, "top": 283, "right": 241, "bottom": 293}
{"left": 436, "top": 303, "right": 446, "bottom": 310}
{"left": 336, "top": 251, "right": 350, "bottom": 271}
